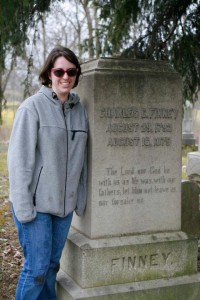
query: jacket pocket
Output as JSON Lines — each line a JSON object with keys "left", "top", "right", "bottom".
{"left": 71, "top": 130, "right": 87, "bottom": 140}
{"left": 33, "top": 166, "right": 43, "bottom": 206}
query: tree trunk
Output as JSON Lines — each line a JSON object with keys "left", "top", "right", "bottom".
{"left": 94, "top": 6, "right": 101, "bottom": 58}
{"left": 81, "top": 0, "right": 94, "bottom": 59}
{"left": 41, "top": 15, "right": 47, "bottom": 62}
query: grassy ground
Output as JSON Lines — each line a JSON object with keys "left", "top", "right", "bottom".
{"left": 0, "top": 102, "right": 18, "bottom": 143}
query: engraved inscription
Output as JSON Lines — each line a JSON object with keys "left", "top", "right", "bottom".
{"left": 111, "top": 251, "right": 172, "bottom": 273}
{"left": 99, "top": 106, "right": 179, "bottom": 147}
{"left": 100, "top": 107, "right": 139, "bottom": 118}
{"left": 108, "top": 137, "right": 140, "bottom": 146}
{"left": 100, "top": 107, "right": 178, "bottom": 119}
{"left": 98, "top": 165, "right": 177, "bottom": 208}
{"left": 106, "top": 123, "right": 139, "bottom": 132}
{"left": 97, "top": 105, "right": 179, "bottom": 210}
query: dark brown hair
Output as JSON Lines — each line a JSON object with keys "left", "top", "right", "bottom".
{"left": 39, "top": 46, "right": 81, "bottom": 88}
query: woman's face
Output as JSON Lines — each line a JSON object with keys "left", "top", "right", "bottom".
{"left": 50, "top": 56, "right": 77, "bottom": 102}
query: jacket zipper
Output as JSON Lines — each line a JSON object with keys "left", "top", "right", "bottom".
{"left": 33, "top": 166, "right": 43, "bottom": 206}
{"left": 62, "top": 104, "right": 68, "bottom": 215}
{"left": 71, "top": 130, "right": 87, "bottom": 140}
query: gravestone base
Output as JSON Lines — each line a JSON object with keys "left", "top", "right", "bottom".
{"left": 57, "top": 228, "right": 200, "bottom": 299}
{"left": 182, "top": 133, "right": 196, "bottom": 145}
{"left": 59, "top": 228, "right": 197, "bottom": 289}
{"left": 57, "top": 271, "right": 200, "bottom": 300}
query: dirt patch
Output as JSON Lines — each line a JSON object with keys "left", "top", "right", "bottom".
{"left": 0, "top": 176, "right": 23, "bottom": 300}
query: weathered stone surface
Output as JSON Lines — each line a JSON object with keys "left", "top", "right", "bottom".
{"left": 186, "top": 152, "right": 200, "bottom": 177}
{"left": 57, "top": 271, "right": 200, "bottom": 300}
{"left": 181, "top": 180, "right": 200, "bottom": 238}
{"left": 72, "top": 58, "right": 182, "bottom": 239}
{"left": 60, "top": 228, "right": 197, "bottom": 288}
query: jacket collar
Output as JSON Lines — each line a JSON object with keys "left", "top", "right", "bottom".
{"left": 38, "top": 85, "right": 80, "bottom": 108}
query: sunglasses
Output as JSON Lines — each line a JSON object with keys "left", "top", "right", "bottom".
{"left": 51, "top": 68, "right": 77, "bottom": 77}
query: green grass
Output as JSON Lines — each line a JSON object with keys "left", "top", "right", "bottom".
{"left": 0, "top": 101, "right": 20, "bottom": 142}
{"left": 182, "top": 145, "right": 198, "bottom": 158}
{"left": 0, "top": 150, "right": 8, "bottom": 177}
{"left": 2, "top": 102, "right": 19, "bottom": 127}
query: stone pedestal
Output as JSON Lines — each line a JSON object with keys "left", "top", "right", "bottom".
{"left": 182, "top": 102, "right": 195, "bottom": 145}
{"left": 57, "top": 272, "right": 200, "bottom": 300}
{"left": 57, "top": 58, "right": 200, "bottom": 299}
{"left": 181, "top": 180, "right": 200, "bottom": 238}
{"left": 60, "top": 229, "right": 197, "bottom": 288}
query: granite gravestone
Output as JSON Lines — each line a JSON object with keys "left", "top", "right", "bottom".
{"left": 182, "top": 101, "right": 195, "bottom": 145}
{"left": 73, "top": 58, "right": 182, "bottom": 238}
{"left": 57, "top": 58, "right": 200, "bottom": 300}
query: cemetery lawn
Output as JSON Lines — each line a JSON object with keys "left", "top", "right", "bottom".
{"left": 0, "top": 144, "right": 198, "bottom": 299}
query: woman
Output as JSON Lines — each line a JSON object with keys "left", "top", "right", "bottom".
{"left": 8, "top": 47, "right": 88, "bottom": 300}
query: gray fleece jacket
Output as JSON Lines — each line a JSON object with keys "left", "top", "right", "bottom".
{"left": 8, "top": 85, "right": 88, "bottom": 223}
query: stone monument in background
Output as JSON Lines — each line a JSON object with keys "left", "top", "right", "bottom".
{"left": 57, "top": 58, "right": 200, "bottom": 299}
{"left": 182, "top": 100, "right": 196, "bottom": 145}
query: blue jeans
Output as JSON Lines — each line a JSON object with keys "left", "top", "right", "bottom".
{"left": 12, "top": 206, "right": 73, "bottom": 300}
